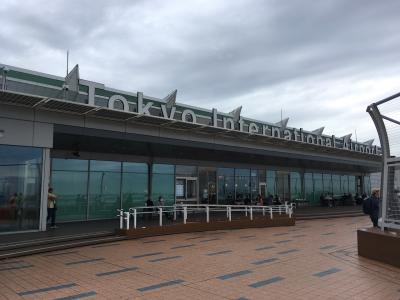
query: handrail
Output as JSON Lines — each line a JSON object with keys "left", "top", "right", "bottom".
{"left": 119, "top": 203, "right": 295, "bottom": 230}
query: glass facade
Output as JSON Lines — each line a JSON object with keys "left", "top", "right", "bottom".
{"left": 0, "top": 145, "right": 43, "bottom": 232}
{"left": 49, "top": 157, "right": 375, "bottom": 223}
{"left": 152, "top": 164, "right": 175, "bottom": 205}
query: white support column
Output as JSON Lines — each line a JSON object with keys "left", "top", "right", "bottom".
{"left": 183, "top": 206, "right": 187, "bottom": 224}
{"left": 262, "top": 207, "right": 265, "bottom": 216}
{"left": 206, "top": 206, "right": 209, "bottom": 223}
{"left": 228, "top": 206, "right": 232, "bottom": 221}
{"left": 279, "top": 206, "right": 282, "bottom": 215}
{"left": 133, "top": 209, "right": 137, "bottom": 229}
{"left": 270, "top": 207, "right": 273, "bottom": 219}
{"left": 39, "top": 148, "right": 51, "bottom": 231}
{"left": 250, "top": 206, "right": 253, "bottom": 221}
{"left": 245, "top": 206, "right": 248, "bottom": 216}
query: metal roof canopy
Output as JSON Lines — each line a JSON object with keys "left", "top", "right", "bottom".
{"left": 0, "top": 89, "right": 381, "bottom": 161}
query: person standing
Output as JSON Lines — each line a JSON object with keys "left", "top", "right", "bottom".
{"left": 47, "top": 187, "right": 58, "bottom": 229}
{"left": 363, "top": 189, "right": 380, "bottom": 228}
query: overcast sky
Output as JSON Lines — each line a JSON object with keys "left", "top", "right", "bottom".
{"left": 2, "top": 0, "right": 400, "bottom": 143}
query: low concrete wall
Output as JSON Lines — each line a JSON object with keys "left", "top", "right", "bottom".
{"left": 118, "top": 216, "right": 295, "bottom": 239}
{"left": 357, "top": 228, "right": 400, "bottom": 268}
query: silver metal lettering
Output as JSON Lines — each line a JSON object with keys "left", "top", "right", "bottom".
{"left": 161, "top": 104, "right": 176, "bottom": 119}
{"left": 182, "top": 109, "right": 197, "bottom": 123}
{"left": 249, "top": 122, "right": 259, "bottom": 134}
{"left": 108, "top": 95, "right": 129, "bottom": 112}
{"left": 137, "top": 92, "right": 153, "bottom": 115}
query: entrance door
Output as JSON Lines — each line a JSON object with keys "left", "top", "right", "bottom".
{"left": 176, "top": 177, "right": 198, "bottom": 204}
{"left": 259, "top": 182, "right": 267, "bottom": 198}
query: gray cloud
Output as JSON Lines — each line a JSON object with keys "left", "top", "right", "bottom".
{"left": 1, "top": 0, "right": 400, "bottom": 143}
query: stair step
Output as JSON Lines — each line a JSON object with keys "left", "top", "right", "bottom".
{"left": 0, "top": 235, "right": 126, "bottom": 260}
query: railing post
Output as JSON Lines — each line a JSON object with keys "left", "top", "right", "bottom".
{"left": 173, "top": 205, "right": 177, "bottom": 221}
{"left": 285, "top": 203, "right": 288, "bottom": 214}
{"left": 159, "top": 207, "right": 163, "bottom": 226}
{"left": 262, "top": 207, "right": 265, "bottom": 216}
{"left": 289, "top": 207, "right": 292, "bottom": 218}
{"left": 228, "top": 206, "right": 232, "bottom": 221}
{"left": 206, "top": 206, "right": 209, "bottom": 223}
{"left": 245, "top": 206, "right": 248, "bottom": 216}
{"left": 119, "top": 209, "right": 123, "bottom": 229}
{"left": 125, "top": 211, "right": 130, "bottom": 230}
{"left": 250, "top": 206, "right": 253, "bottom": 220}
{"left": 279, "top": 206, "right": 282, "bottom": 215}
{"left": 270, "top": 207, "right": 273, "bottom": 219}
{"left": 134, "top": 209, "right": 137, "bottom": 229}
{"left": 183, "top": 206, "right": 187, "bottom": 224}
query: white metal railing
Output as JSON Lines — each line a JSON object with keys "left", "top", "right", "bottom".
{"left": 118, "top": 203, "right": 294, "bottom": 230}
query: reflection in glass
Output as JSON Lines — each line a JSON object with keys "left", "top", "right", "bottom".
{"left": 290, "top": 172, "right": 302, "bottom": 200}
{"left": 152, "top": 164, "right": 175, "bottom": 205}
{"left": 0, "top": 145, "right": 42, "bottom": 232}
{"left": 266, "top": 170, "right": 276, "bottom": 197}
{"left": 122, "top": 162, "right": 148, "bottom": 209}
{"left": 217, "top": 168, "right": 234, "bottom": 204}
{"left": 235, "top": 169, "right": 250, "bottom": 203}
{"left": 88, "top": 161, "right": 121, "bottom": 219}
{"left": 348, "top": 176, "right": 356, "bottom": 194}
{"left": 323, "top": 174, "right": 332, "bottom": 194}
{"left": 304, "top": 173, "right": 315, "bottom": 204}
{"left": 51, "top": 159, "right": 88, "bottom": 222}
{"left": 199, "top": 167, "right": 217, "bottom": 204}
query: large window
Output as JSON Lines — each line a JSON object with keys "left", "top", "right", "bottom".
{"left": 88, "top": 161, "right": 121, "bottom": 219}
{"left": 304, "top": 173, "right": 314, "bottom": 204}
{"left": 276, "top": 171, "right": 290, "bottom": 201}
{"left": 323, "top": 174, "right": 332, "bottom": 195}
{"left": 0, "top": 145, "right": 42, "bottom": 232}
{"left": 332, "top": 174, "right": 341, "bottom": 196}
{"left": 348, "top": 176, "right": 356, "bottom": 195}
{"left": 152, "top": 164, "right": 175, "bottom": 205}
{"left": 217, "top": 168, "right": 234, "bottom": 204}
{"left": 235, "top": 169, "right": 250, "bottom": 202}
{"left": 121, "top": 162, "right": 148, "bottom": 210}
{"left": 290, "top": 172, "right": 302, "bottom": 200}
{"left": 51, "top": 159, "right": 88, "bottom": 222}
{"left": 340, "top": 175, "right": 349, "bottom": 194}
{"left": 313, "top": 173, "right": 323, "bottom": 204}
{"left": 266, "top": 170, "right": 276, "bottom": 197}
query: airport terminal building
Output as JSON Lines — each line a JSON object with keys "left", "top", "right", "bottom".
{"left": 0, "top": 64, "right": 381, "bottom": 233}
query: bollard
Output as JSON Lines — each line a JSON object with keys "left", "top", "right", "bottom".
{"left": 206, "top": 206, "right": 209, "bottom": 223}
{"left": 133, "top": 209, "right": 137, "bottom": 229}
{"left": 125, "top": 211, "right": 130, "bottom": 230}
{"left": 159, "top": 208, "right": 163, "bottom": 226}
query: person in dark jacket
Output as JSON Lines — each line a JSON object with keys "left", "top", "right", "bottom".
{"left": 369, "top": 189, "right": 380, "bottom": 227}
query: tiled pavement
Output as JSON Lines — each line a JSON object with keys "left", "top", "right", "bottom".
{"left": 1, "top": 216, "right": 399, "bottom": 299}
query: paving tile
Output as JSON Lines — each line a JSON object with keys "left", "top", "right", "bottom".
{"left": 149, "top": 255, "right": 182, "bottom": 262}
{"left": 275, "top": 239, "right": 292, "bottom": 244}
{"left": 65, "top": 258, "right": 105, "bottom": 265}
{"left": 137, "top": 279, "right": 184, "bottom": 292}
{"left": 17, "top": 283, "right": 76, "bottom": 296}
{"left": 277, "top": 249, "right": 299, "bottom": 255}
{"left": 217, "top": 270, "right": 252, "bottom": 280}
{"left": 0, "top": 264, "right": 33, "bottom": 271}
{"left": 320, "top": 245, "right": 336, "bottom": 250}
{"left": 142, "top": 239, "right": 166, "bottom": 244}
{"left": 91, "top": 243, "right": 120, "bottom": 248}
{"left": 171, "top": 244, "right": 195, "bottom": 249}
{"left": 251, "top": 258, "right": 279, "bottom": 265}
{"left": 206, "top": 250, "right": 232, "bottom": 256}
{"left": 313, "top": 268, "right": 341, "bottom": 277}
{"left": 44, "top": 251, "right": 79, "bottom": 256}
{"left": 199, "top": 238, "right": 221, "bottom": 243}
{"left": 255, "top": 246, "right": 275, "bottom": 251}
{"left": 239, "top": 235, "right": 256, "bottom": 239}
{"left": 96, "top": 266, "right": 138, "bottom": 277}
{"left": 132, "top": 252, "right": 164, "bottom": 258}
{"left": 249, "top": 276, "right": 284, "bottom": 288}
{"left": 321, "top": 232, "right": 335, "bottom": 236}
{"left": 54, "top": 291, "right": 97, "bottom": 300}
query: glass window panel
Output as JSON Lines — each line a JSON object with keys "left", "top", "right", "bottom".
{"left": 276, "top": 171, "right": 289, "bottom": 201}
{"left": 90, "top": 160, "right": 121, "bottom": 172}
{"left": 266, "top": 170, "right": 276, "bottom": 196}
{"left": 152, "top": 173, "right": 175, "bottom": 205}
{"left": 0, "top": 145, "right": 42, "bottom": 232}
{"left": 332, "top": 175, "right": 341, "bottom": 196}
{"left": 348, "top": 176, "right": 356, "bottom": 194}
{"left": 52, "top": 158, "right": 88, "bottom": 171}
{"left": 340, "top": 175, "right": 349, "bottom": 194}
{"left": 235, "top": 168, "right": 250, "bottom": 203}
{"left": 88, "top": 162, "right": 121, "bottom": 219}
{"left": 153, "top": 164, "right": 174, "bottom": 174}
{"left": 217, "top": 168, "right": 235, "bottom": 204}
{"left": 51, "top": 170, "right": 88, "bottom": 221}
{"left": 323, "top": 174, "right": 332, "bottom": 194}
{"left": 199, "top": 167, "right": 217, "bottom": 204}
{"left": 122, "top": 162, "right": 148, "bottom": 173}
{"left": 304, "top": 173, "right": 315, "bottom": 204}
{"left": 175, "top": 165, "right": 197, "bottom": 176}
{"left": 313, "top": 173, "right": 323, "bottom": 205}
{"left": 122, "top": 171, "right": 148, "bottom": 209}
{"left": 250, "top": 170, "right": 260, "bottom": 201}
{"left": 290, "top": 172, "right": 302, "bottom": 200}
{"left": 363, "top": 176, "right": 371, "bottom": 195}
